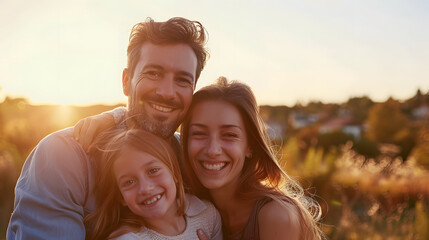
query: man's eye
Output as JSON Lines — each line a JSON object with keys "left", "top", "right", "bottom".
{"left": 176, "top": 77, "right": 193, "bottom": 87}
{"left": 144, "top": 71, "right": 160, "bottom": 79}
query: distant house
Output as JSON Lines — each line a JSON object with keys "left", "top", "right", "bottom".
{"left": 289, "top": 112, "right": 319, "bottom": 129}
{"left": 412, "top": 105, "right": 429, "bottom": 120}
{"left": 343, "top": 125, "right": 362, "bottom": 140}
{"left": 265, "top": 121, "right": 285, "bottom": 140}
{"left": 320, "top": 115, "right": 362, "bottom": 139}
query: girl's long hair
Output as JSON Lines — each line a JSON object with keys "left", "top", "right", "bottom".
{"left": 181, "top": 77, "right": 324, "bottom": 240}
{"left": 84, "top": 129, "right": 185, "bottom": 240}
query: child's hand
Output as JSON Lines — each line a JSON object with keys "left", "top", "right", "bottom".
{"left": 73, "top": 113, "right": 115, "bottom": 152}
{"left": 197, "top": 229, "right": 210, "bottom": 240}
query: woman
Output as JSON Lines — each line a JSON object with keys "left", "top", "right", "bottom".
{"left": 180, "top": 77, "right": 323, "bottom": 240}
{"left": 74, "top": 77, "right": 323, "bottom": 240}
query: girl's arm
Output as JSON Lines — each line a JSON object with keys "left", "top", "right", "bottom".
{"left": 73, "top": 107, "right": 126, "bottom": 151}
{"left": 258, "top": 200, "right": 301, "bottom": 240}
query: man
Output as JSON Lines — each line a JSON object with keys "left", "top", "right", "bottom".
{"left": 7, "top": 17, "right": 208, "bottom": 239}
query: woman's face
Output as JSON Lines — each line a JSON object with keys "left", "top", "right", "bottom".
{"left": 187, "top": 100, "right": 252, "bottom": 192}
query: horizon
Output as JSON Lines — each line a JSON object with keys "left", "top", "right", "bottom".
{"left": 2, "top": 86, "right": 426, "bottom": 108}
{"left": 1, "top": 0, "right": 428, "bottom": 106}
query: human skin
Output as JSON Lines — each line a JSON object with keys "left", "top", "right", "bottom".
{"left": 187, "top": 100, "right": 252, "bottom": 193}
{"left": 187, "top": 99, "right": 301, "bottom": 240}
{"left": 114, "top": 146, "right": 185, "bottom": 236}
{"left": 123, "top": 42, "right": 197, "bottom": 138}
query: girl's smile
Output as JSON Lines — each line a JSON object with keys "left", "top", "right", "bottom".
{"left": 114, "top": 147, "right": 178, "bottom": 221}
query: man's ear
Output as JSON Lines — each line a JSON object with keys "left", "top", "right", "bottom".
{"left": 122, "top": 68, "right": 130, "bottom": 96}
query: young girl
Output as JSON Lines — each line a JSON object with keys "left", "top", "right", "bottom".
{"left": 84, "top": 129, "right": 222, "bottom": 240}
{"left": 180, "top": 77, "right": 324, "bottom": 240}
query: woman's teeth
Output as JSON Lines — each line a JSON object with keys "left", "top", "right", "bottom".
{"left": 143, "top": 194, "right": 162, "bottom": 205}
{"left": 202, "top": 162, "right": 226, "bottom": 171}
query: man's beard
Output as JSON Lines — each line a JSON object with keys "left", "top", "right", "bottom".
{"left": 127, "top": 96, "right": 178, "bottom": 138}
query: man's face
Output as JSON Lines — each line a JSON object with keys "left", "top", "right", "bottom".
{"left": 123, "top": 42, "right": 197, "bottom": 138}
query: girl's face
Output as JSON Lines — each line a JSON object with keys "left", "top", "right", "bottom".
{"left": 187, "top": 100, "right": 251, "bottom": 192}
{"left": 114, "top": 146, "right": 177, "bottom": 221}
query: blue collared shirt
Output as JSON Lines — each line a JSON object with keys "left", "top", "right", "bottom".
{"left": 7, "top": 127, "right": 96, "bottom": 240}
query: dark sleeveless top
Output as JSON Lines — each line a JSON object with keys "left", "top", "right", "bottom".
{"left": 225, "top": 197, "right": 273, "bottom": 240}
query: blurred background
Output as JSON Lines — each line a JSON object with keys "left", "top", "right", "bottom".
{"left": 1, "top": 0, "right": 428, "bottom": 239}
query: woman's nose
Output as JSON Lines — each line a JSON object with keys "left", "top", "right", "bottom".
{"left": 206, "top": 137, "right": 222, "bottom": 158}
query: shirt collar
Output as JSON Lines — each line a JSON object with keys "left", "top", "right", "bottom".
{"left": 184, "top": 194, "right": 207, "bottom": 217}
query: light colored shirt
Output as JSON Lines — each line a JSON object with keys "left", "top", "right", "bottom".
{"left": 114, "top": 194, "right": 223, "bottom": 240}
{"left": 7, "top": 127, "right": 96, "bottom": 240}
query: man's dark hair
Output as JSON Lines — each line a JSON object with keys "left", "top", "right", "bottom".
{"left": 127, "top": 17, "right": 208, "bottom": 82}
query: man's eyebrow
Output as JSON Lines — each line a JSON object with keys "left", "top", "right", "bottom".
{"left": 143, "top": 64, "right": 164, "bottom": 70}
{"left": 137, "top": 64, "right": 163, "bottom": 79}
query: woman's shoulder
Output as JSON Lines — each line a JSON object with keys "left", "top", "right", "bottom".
{"left": 258, "top": 198, "right": 301, "bottom": 240}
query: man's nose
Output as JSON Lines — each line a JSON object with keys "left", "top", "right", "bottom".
{"left": 155, "top": 75, "right": 175, "bottom": 99}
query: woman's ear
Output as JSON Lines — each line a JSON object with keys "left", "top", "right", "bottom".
{"left": 246, "top": 147, "right": 253, "bottom": 158}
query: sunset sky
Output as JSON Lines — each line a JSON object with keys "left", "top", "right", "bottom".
{"left": 1, "top": 0, "right": 428, "bottom": 106}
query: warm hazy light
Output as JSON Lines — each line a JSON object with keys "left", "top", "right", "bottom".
{"left": 54, "top": 105, "right": 75, "bottom": 126}
{"left": 0, "top": 0, "right": 428, "bottom": 106}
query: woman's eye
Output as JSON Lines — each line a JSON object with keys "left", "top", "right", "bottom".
{"left": 149, "top": 168, "right": 160, "bottom": 175}
{"left": 224, "top": 132, "right": 239, "bottom": 138}
{"left": 190, "top": 131, "right": 206, "bottom": 136}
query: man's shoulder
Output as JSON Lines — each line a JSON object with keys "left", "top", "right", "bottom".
{"left": 36, "top": 127, "right": 85, "bottom": 153}
{"left": 39, "top": 127, "right": 74, "bottom": 144}
{"left": 19, "top": 126, "right": 94, "bottom": 199}
{"left": 28, "top": 127, "right": 89, "bottom": 170}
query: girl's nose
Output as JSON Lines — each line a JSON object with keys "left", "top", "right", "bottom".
{"left": 138, "top": 178, "right": 154, "bottom": 194}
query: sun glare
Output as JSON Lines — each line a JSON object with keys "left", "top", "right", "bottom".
{"left": 54, "top": 105, "right": 75, "bottom": 127}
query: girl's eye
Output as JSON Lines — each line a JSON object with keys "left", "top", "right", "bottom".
{"left": 149, "top": 168, "right": 160, "bottom": 175}
{"left": 122, "top": 179, "right": 135, "bottom": 187}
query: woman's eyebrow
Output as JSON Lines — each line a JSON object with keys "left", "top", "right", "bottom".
{"left": 220, "top": 124, "right": 242, "bottom": 130}
{"left": 190, "top": 123, "right": 242, "bottom": 130}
